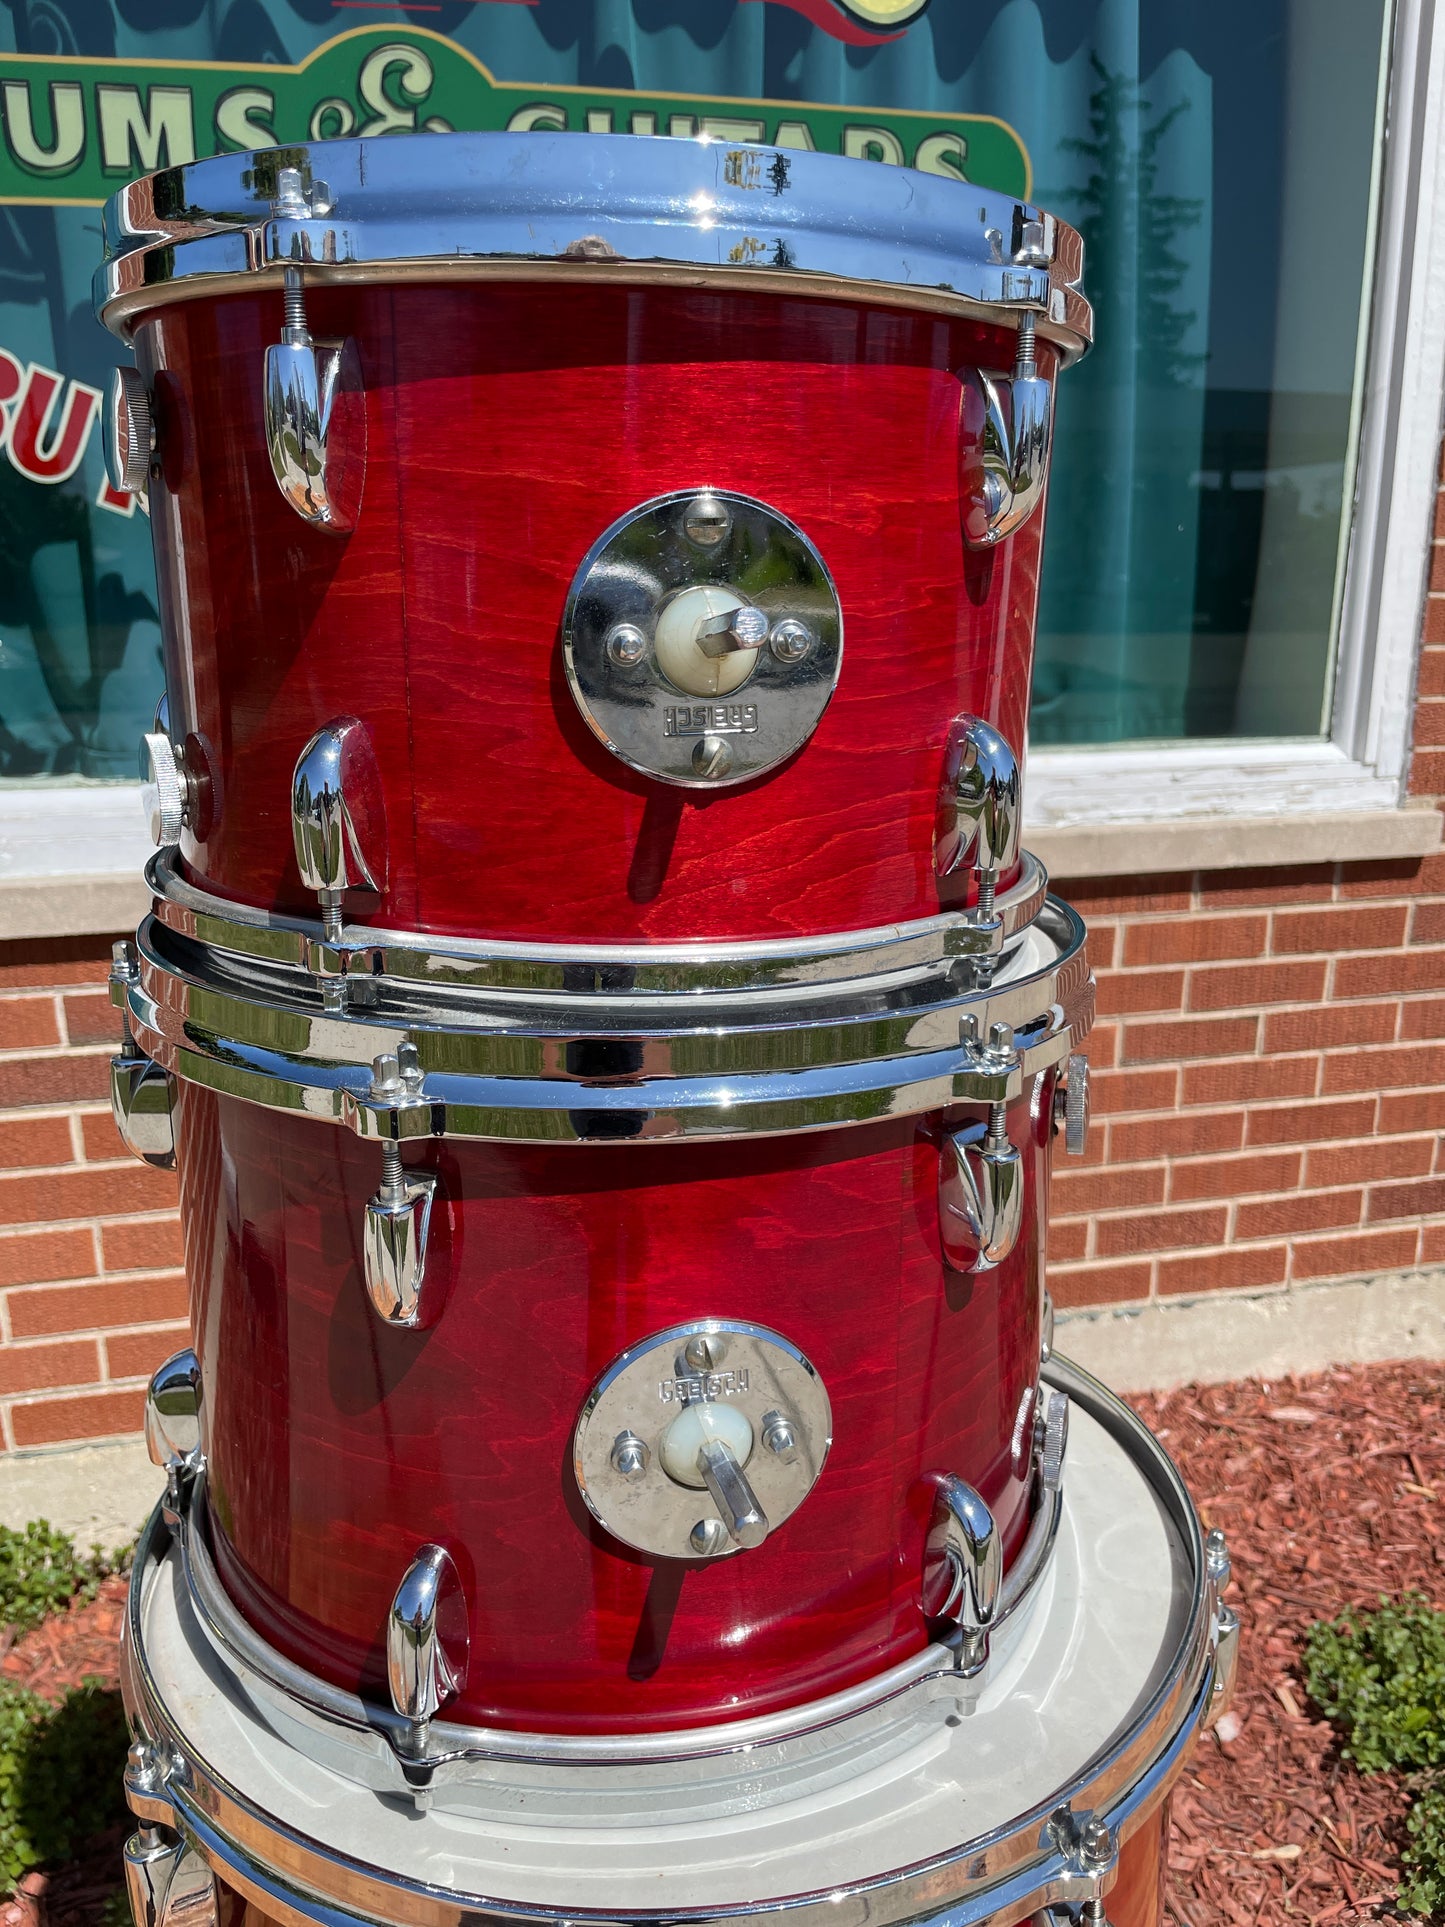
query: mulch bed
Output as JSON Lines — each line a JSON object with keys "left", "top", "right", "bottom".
{"left": 2, "top": 1365, "right": 1445, "bottom": 1925}
{"left": 1132, "top": 1360, "right": 1445, "bottom": 1925}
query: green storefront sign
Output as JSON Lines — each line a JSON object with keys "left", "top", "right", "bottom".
{"left": 0, "top": 26, "right": 1030, "bottom": 207}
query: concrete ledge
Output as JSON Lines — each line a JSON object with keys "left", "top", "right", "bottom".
{"left": 1057, "top": 1269, "right": 1445, "bottom": 1393}
{"left": 0, "top": 874, "right": 149, "bottom": 941}
{"left": 1030, "top": 807, "right": 1442, "bottom": 881}
{"left": 0, "top": 1436, "right": 162, "bottom": 1551}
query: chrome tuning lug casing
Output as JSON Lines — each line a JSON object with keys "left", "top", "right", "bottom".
{"left": 144, "top": 1349, "right": 203, "bottom": 1527}
{"left": 263, "top": 252, "right": 365, "bottom": 532}
{"left": 1053, "top": 1052, "right": 1092, "bottom": 1156}
{"left": 1204, "top": 1527, "right": 1240, "bottom": 1730}
{"left": 123, "top": 1823, "right": 218, "bottom": 1927}
{"left": 940, "top": 1021, "right": 1024, "bottom": 1274}
{"left": 937, "top": 717, "right": 1021, "bottom": 981}
{"left": 362, "top": 1047, "right": 440, "bottom": 1329}
{"left": 104, "top": 364, "right": 154, "bottom": 497}
{"left": 922, "top": 1475, "right": 1001, "bottom": 1676}
{"left": 573, "top": 1321, "right": 831, "bottom": 1561}
{"left": 290, "top": 718, "right": 385, "bottom": 989}
{"left": 960, "top": 311, "right": 1055, "bottom": 551}
{"left": 109, "top": 941, "right": 176, "bottom": 1170}
{"left": 1040, "top": 1286, "right": 1056, "bottom": 1366}
{"left": 563, "top": 489, "right": 843, "bottom": 788}
{"left": 387, "top": 1544, "right": 469, "bottom": 1761}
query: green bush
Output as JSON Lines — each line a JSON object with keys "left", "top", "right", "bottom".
{"left": 1306, "top": 1594, "right": 1445, "bottom": 1913}
{"left": 0, "top": 1522, "right": 125, "bottom": 1635}
{"left": 0, "top": 1679, "right": 130, "bottom": 1887}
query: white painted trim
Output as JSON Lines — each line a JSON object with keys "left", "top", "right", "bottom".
{"left": 1033, "top": 803, "right": 1441, "bottom": 880}
{"left": 1027, "top": 0, "right": 1445, "bottom": 831}
{"left": 0, "top": 784, "right": 151, "bottom": 884}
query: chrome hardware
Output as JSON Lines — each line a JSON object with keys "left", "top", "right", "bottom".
{"left": 1204, "top": 1527, "right": 1240, "bottom": 1729}
{"left": 123, "top": 1739, "right": 171, "bottom": 1827}
{"left": 140, "top": 732, "right": 194, "bottom": 848}
{"left": 111, "top": 1050, "right": 176, "bottom": 1170}
{"left": 104, "top": 365, "right": 153, "bottom": 496}
{"left": 937, "top": 718, "right": 1022, "bottom": 957}
{"left": 1040, "top": 1287, "right": 1055, "bottom": 1365}
{"left": 922, "top": 1476, "right": 1000, "bottom": 1674}
{"left": 387, "top": 1545, "right": 469, "bottom": 1746}
{"left": 1053, "top": 1053, "right": 1091, "bottom": 1156}
{"left": 697, "top": 1437, "right": 769, "bottom": 1551}
{"left": 144, "top": 1349, "right": 203, "bottom": 1525}
{"left": 769, "top": 618, "right": 814, "bottom": 664}
{"left": 573, "top": 1320, "right": 830, "bottom": 1561}
{"left": 697, "top": 603, "right": 769, "bottom": 657}
{"left": 1037, "top": 1387, "right": 1069, "bottom": 1497}
{"left": 940, "top": 1034, "right": 1024, "bottom": 1274}
{"left": 123, "top": 1825, "right": 218, "bottom": 1927}
{"left": 961, "top": 311, "right": 1055, "bottom": 549}
{"left": 362, "top": 1049, "right": 439, "bottom": 1329}
{"left": 610, "top": 1432, "right": 650, "bottom": 1481}
{"left": 605, "top": 624, "right": 648, "bottom": 668}
{"left": 563, "top": 489, "right": 843, "bottom": 789}
{"left": 263, "top": 264, "right": 364, "bottom": 531}
{"left": 291, "top": 719, "right": 384, "bottom": 976}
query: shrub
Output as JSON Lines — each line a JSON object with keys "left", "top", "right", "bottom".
{"left": 1306, "top": 1593, "right": 1445, "bottom": 1912}
{"left": 0, "top": 1522, "right": 125, "bottom": 1635}
{"left": 0, "top": 1679, "right": 129, "bottom": 1887}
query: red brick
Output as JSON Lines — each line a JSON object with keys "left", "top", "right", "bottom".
{"left": 61, "top": 993, "right": 118, "bottom": 1046}
{"left": 1187, "top": 959, "right": 1327, "bottom": 1012}
{"left": 79, "top": 1113, "right": 128, "bottom": 1163}
{"left": 1048, "top": 1261, "right": 1152, "bottom": 1309}
{"left": 1272, "top": 905, "right": 1409, "bottom": 955}
{"left": 0, "top": 1166, "right": 177, "bottom": 1228}
{"left": 0, "top": 1338, "right": 98, "bottom": 1396}
{"left": 1123, "top": 917, "right": 1267, "bottom": 968}
{"left": 0, "top": 1000, "right": 59, "bottom": 1050}
{"left": 0, "top": 1117, "right": 73, "bottom": 1171}
{"left": 1048, "top": 1219, "right": 1088, "bottom": 1263}
{"left": 1424, "top": 595, "right": 1445, "bottom": 644}
{"left": 1095, "top": 1206, "right": 1228, "bottom": 1258}
{"left": 1322, "top": 1043, "right": 1445, "bottom": 1094}
{"left": 0, "top": 938, "right": 113, "bottom": 991}
{"left": 1061, "top": 876, "right": 1193, "bottom": 917}
{"left": 105, "top": 1326, "right": 190, "bottom": 1381}
{"left": 1291, "top": 1227, "right": 1418, "bottom": 1282}
{"left": 1085, "top": 1023, "right": 1119, "bottom": 1070}
{"left": 1336, "top": 949, "right": 1445, "bottom": 997}
{"left": 1168, "top": 1150, "right": 1301, "bottom": 1202}
{"left": 1050, "top": 1164, "right": 1166, "bottom": 1217}
{"left": 1122, "top": 1015, "right": 1259, "bottom": 1064}
{"left": 1400, "top": 998, "right": 1445, "bottom": 1040}
{"left": 1417, "top": 651, "right": 1445, "bottom": 698}
{"left": 1367, "top": 1177, "right": 1445, "bottom": 1222}
{"left": 1409, "top": 748, "right": 1445, "bottom": 796}
{"left": 1087, "top": 925, "right": 1117, "bottom": 971}
{"left": 10, "top": 1388, "right": 142, "bottom": 1448}
{"left": 1094, "top": 970, "right": 1186, "bottom": 1018}
{"left": 1432, "top": 541, "right": 1445, "bottom": 592}
{"left": 1181, "top": 1055, "right": 1317, "bottom": 1107}
{"left": 0, "top": 1228, "right": 94, "bottom": 1289}
{"left": 1413, "top": 902, "right": 1445, "bottom": 945}
{"left": 1380, "top": 1088, "right": 1445, "bottom": 1134}
{"left": 1195, "top": 865, "right": 1334, "bottom": 908}
{"left": 1415, "top": 700, "right": 1445, "bottom": 748}
{"left": 101, "top": 1219, "right": 184, "bottom": 1273}
{"left": 1339, "top": 855, "right": 1435, "bottom": 899}
{"left": 1305, "top": 1136, "right": 1436, "bottom": 1188}
{"left": 1421, "top": 1220, "right": 1445, "bottom": 1263}
{"left": 1263, "top": 1001, "right": 1397, "bottom": 1054}
{"left": 1088, "top": 1067, "right": 1180, "bottom": 1116}
{"left": 0, "top": 1055, "right": 108, "bottom": 1110}
{"left": 1236, "top": 1189, "right": 1362, "bottom": 1239}
{"left": 1110, "top": 1110, "right": 1243, "bottom": 1163}
{"left": 1245, "top": 1097, "right": 1377, "bottom": 1146}
{"left": 1157, "top": 1244, "right": 1288, "bottom": 1297}
{"left": 7, "top": 1272, "right": 187, "bottom": 1340}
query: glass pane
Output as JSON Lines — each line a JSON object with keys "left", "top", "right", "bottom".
{"left": 0, "top": 0, "right": 1391, "bottom": 777}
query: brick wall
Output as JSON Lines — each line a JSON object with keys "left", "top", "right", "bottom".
{"left": 0, "top": 937, "right": 185, "bottom": 1449}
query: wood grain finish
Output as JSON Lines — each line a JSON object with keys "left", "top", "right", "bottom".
{"left": 138, "top": 283, "right": 1052, "bottom": 943}
{"left": 177, "top": 1083, "right": 1051, "bottom": 1734}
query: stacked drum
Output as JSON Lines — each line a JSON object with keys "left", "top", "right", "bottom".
{"left": 96, "top": 133, "right": 1237, "bottom": 1927}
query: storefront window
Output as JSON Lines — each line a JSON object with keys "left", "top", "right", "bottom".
{"left": 0, "top": 0, "right": 1395, "bottom": 777}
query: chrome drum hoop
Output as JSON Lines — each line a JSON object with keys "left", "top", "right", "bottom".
{"left": 121, "top": 1360, "right": 1227, "bottom": 1927}
{"left": 116, "top": 900, "right": 1093, "bottom": 1145}
{"left": 143, "top": 849, "right": 1052, "bottom": 998}
{"left": 96, "top": 132, "right": 1092, "bottom": 357}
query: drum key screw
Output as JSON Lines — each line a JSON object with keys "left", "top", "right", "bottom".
{"left": 769, "top": 618, "right": 814, "bottom": 664}
{"left": 111, "top": 939, "right": 139, "bottom": 983}
{"left": 682, "top": 1333, "right": 725, "bottom": 1374}
{"left": 683, "top": 493, "right": 732, "bottom": 548}
{"left": 762, "top": 1410, "right": 796, "bottom": 1457}
{"left": 605, "top": 624, "right": 648, "bottom": 668}
{"left": 610, "top": 1431, "right": 650, "bottom": 1480}
{"left": 1205, "top": 1527, "right": 1232, "bottom": 1591}
{"left": 689, "top": 1517, "right": 731, "bottom": 1557}
{"left": 692, "top": 736, "right": 735, "bottom": 780}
